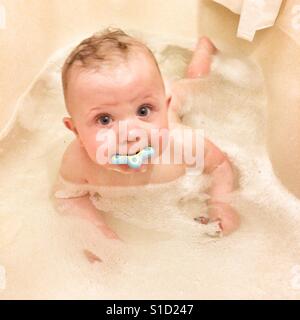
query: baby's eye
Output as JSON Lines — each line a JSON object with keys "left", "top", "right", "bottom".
{"left": 137, "top": 104, "right": 151, "bottom": 117}
{"left": 96, "top": 114, "right": 112, "bottom": 126}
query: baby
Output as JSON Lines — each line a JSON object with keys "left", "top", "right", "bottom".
{"left": 54, "top": 29, "right": 240, "bottom": 240}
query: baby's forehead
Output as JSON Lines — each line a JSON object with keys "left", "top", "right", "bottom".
{"left": 69, "top": 53, "right": 161, "bottom": 90}
{"left": 66, "top": 55, "right": 164, "bottom": 109}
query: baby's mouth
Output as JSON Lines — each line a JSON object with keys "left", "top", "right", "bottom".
{"left": 116, "top": 150, "right": 141, "bottom": 157}
{"left": 116, "top": 145, "right": 152, "bottom": 157}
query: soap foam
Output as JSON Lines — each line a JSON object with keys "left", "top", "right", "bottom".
{"left": 1, "top": 32, "right": 300, "bottom": 299}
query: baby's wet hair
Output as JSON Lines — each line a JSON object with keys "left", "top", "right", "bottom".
{"left": 61, "top": 27, "right": 159, "bottom": 97}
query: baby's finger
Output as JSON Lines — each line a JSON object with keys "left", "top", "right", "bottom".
{"left": 194, "top": 216, "right": 209, "bottom": 224}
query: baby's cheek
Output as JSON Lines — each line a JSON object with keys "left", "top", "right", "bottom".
{"left": 84, "top": 141, "right": 98, "bottom": 162}
{"left": 94, "top": 141, "right": 110, "bottom": 164}
{"left": 148, "top": 126, "right": 169, "bottom": 156}
{"left": 157, "top": 110, "right": 169, "bottom": 129}
{"left": 79, "top": 131, "right": 104, "bottom": 163}
{"left": 87, "top": 127, "right": 112, "bottom": 160}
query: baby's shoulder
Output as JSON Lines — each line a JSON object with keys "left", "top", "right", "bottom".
{"left": 59, "top": 139, "right": 90, "bottom": 183}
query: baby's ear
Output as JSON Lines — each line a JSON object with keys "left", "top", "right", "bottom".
{"left": 63, "top": 117, "right": 78, "bottom": 135}
{"left": 166, "top": 95, "right": 172, "bottom": 108}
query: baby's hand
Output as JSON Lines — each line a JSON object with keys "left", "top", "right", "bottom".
{"left": 208, "top": 202, "right": 240, "bottom": 236}
{"left": 195, "top": 202, "right": 240, "bottom": 236}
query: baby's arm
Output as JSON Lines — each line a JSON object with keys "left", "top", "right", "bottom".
{"left": 54, "top": 194, "right": 119, "bottom": 240}
{"left": 203, "top": 139, "right": 240, "bottom": 235}
{"left": 53, "top": 141, "right": 119, "bottom": 240}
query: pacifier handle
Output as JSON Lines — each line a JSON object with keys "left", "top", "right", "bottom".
{"left": 111, "top": 146, "right": 155, "bottom": 169}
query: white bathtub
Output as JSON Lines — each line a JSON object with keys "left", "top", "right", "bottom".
{"left": 1, "top": 0, "right": 300, "bottom": 299}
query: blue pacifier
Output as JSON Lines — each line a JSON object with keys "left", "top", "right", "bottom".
{"left": 111, "top": 146, "right": 155, "bottom": 169}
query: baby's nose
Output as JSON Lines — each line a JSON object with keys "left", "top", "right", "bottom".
{"left": 119, "top": 128, "right": 142, "bottom": 146}
{"left": 118, "top": 120, "right": 143, "bottom": 141}
{"left": 117, "top": 121, "right": 150, "bottom": 151}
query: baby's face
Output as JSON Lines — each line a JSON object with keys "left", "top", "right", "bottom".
{"left": 65, "top": 52, "right": 170, "bottom": 173}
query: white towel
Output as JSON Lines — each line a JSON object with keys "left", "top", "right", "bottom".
{"left": 214, "top": 0, "right": 283, "bottom": 41}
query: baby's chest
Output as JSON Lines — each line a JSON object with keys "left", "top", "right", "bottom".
{"left": 87, "top": 163, "right": 187, "bottom": 187}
